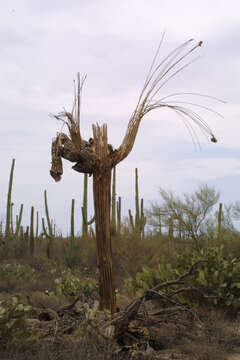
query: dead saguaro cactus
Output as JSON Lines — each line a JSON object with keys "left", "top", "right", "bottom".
{"left": 49, "top": 39, "right": 219, "bottom": 313}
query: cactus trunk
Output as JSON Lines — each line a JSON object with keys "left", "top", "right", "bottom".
{"left": 128, "top": 168, "right": 146, "bottom": 237}
{"left": 111, "top": 167, "right": 116, "bottom": 234}
{"left": 71, "top": 198, "right": 75, "bottom": 246}
{"left": 82, "top": 173, "right": 95, "bottom": 236}
{"left": 30, "top": 206, "right": 35, "bottom": 255}
{"left": 117, "top": 196, "right": 121, "bottom": 235}
{"left": 217, "top": 202, "right": 222, "bottom": 244}
{"left": 5, "top": 159, "right": 15, "bottom": 238}
{"left": 43, "top": 191, "right": 53, "bottom": 257}
{"left": 168, "top": 217, "right": 174, "bottom": 252}
{"left": 93, "top": 169, "right": 116, "bottom": 313}
{"left": 135, "top": 168, "right": 140, "bottom": 227}
{"left": 36, "top": 211, "right": 39, "bottom": 238}
{"left": 44, "top": 190, "right": 53, "bottom": 237}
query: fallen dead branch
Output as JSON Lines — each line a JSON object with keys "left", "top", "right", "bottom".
{"left": 110, "top": 260, "right": 209, "bottom": 344}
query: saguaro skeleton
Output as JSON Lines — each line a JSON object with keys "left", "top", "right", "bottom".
{"left": 50, "top": 39, "right": 219, "bottom": 313}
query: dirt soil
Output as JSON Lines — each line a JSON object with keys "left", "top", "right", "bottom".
{"left": 1, "top": 296, "right": 240, "bottom": 360}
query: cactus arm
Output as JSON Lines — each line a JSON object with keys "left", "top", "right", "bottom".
{"left": 10, "top": 203, "right": 14, "bottom": 234}
{"left": 128, "top": 209, "right": 134, "bottom": 231}
{"left": 117, "top": 196, "right": 121, "bottom": 234}
{"left": 135, "top": 168, "right": 140, "bottom": 227}
{"left": 36, "top": 211, "right": 39, "bottom": 238}
{"left": 71, "top": 198, "right": 75, "bottom": 240}
{"left": 217, "top": 202, "right": 222, "bottom": 242}
{"left": 30, "top": 206, "right": 35, "bottom": 255}
{"left": 44, "top": 190, "right": 53, "bottom": 237}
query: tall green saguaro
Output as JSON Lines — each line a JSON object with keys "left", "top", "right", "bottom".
{"left": 217, "top": 202, "right": 223, "bottom": 245}
{"left": 71, "top": 198, "right": 75, "bottom": 246}
{"left": 129, "top": 168, "right": 146, "bottom": 237}
{"left": 5, "top": 159, "right": 15, "bottom": 238}
{"left": 10, "top": 203, "right": 14, "bottom": 234}
{"left": 168, "top": 217, "right": 174, "bottom": 252}
{"left": 117, "top": 196, "right": 122, "bottom": 235}
{"left": 81, "top": 174, "right": 95, "bottom": 237}
{"left": 29, "top": 206, "right": 35, "bottom": 255}
{"left": 135, "top": 168, "right": 140, "bottom": 227}
{"left": 44, "top": 190, "right": 53, "bottom": 238}
{"left": 36, "top": 211, "right": 39, "bottom": 238}
{"left": 43, "top": 190, "right": 53, "bottom": 257}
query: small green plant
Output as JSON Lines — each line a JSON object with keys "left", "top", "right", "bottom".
{"left": 0, "top": 263, "right": 37, "bottom": 282}
{"left": 79, "top": 300, "right": 114, "bottom": 339}
{"left": 0, "top": 295, "right": 36, "bottom": 347}
{"left": 54, "top": 269, "right": 97, "bottom": 300}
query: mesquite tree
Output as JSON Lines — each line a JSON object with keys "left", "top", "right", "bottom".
{"left": 49, "top": 39, "right": 218, "bottom": 313}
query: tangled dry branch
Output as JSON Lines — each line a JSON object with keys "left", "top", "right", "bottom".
{"left": 50, "top": 38, "right": 220, "bottom": 182}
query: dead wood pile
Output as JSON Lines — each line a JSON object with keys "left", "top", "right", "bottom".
{"left": 32, "top": 261, "right": 207, "bottom": 357}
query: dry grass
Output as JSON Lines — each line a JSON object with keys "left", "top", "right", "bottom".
{"left": 0, "top": 335, "right": 127, "bottom": 360}
{"left": 179, "top": 340, "right": 228, "bottom": 360}
{"left": 28, "top": 291, "right": 65, "bottom": 310}
{"left": 2, "top": 232, "right": 240, "bottom": 359}
{"left": 178, "top": 309, "right": 240, "bottom": 360}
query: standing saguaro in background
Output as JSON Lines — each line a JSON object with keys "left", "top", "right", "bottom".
{"left": 49, "top": 38, "right": 219, "bottom": 313}
{"left": 128, "top": 168, "right": 146, "bottom": 237}
{"left": 81, "top": 173, "right": 95, "bottom": 237}
{"left": 5, "top": 159, "right": 15, "bottom": 238}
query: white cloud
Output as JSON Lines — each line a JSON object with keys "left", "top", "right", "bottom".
{"left": 171, "top": 157, "right": 240, "bottom": 181}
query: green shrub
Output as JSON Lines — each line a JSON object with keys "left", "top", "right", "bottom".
{"left": 0, "top": 295, "right": 37, "bottom": 348}
{"left": 125, "top": 247, "right": 240, "bottom": 312}
{"left": 54, "top": 269, "right": 97, "bottom": 300}
{"left": 0, "top": 263, "right": 37, "bottom": 282}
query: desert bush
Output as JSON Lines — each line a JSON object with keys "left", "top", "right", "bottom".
{"left": 0, "top": 295, "right": 37, "bottom": 348}
{"left": 0, "top": 263, "right": 37, "bottom": 282}
{"left": 125, "top": 247, "right": 240, "bottom": 314}
{"left": 147, "top": 185, "right": 220, "bottom": 250}
{"left": 53, "top": 269, "right": 97, "bottom": 300}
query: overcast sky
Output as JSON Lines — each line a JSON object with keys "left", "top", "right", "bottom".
{"left": 0, "top": 0, "right": 239, "bottom": 234}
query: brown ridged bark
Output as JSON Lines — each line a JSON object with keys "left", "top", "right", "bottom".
{"left": 93, "top": 167, "right": 116, "bottom": 313}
